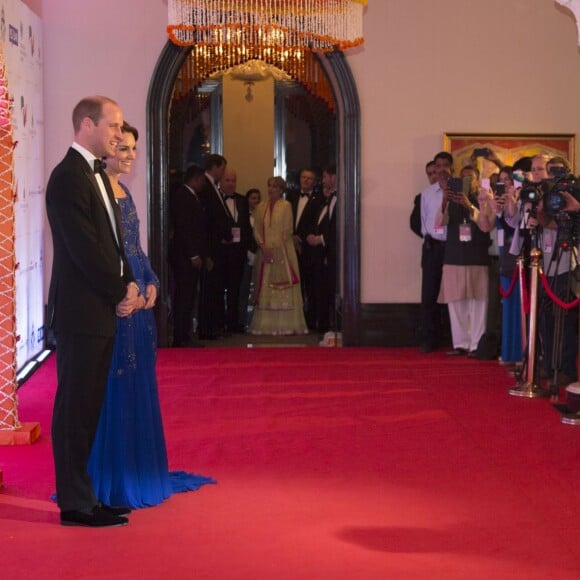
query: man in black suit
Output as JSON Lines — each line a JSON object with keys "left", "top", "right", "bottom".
{"left": 46, "top": 96, "right": 141, "bottom": 527}
{"left": 197, "top": 153, "right": 229, "bottom": 339}
{"left": 168, "top": 164, "right": 208, "bottom": 347}
{"left": 306, "top": 165, "right": 338, "bottom": 333}
{"left": 287, "top": 168, "right": 322, "bottom": 330}
{"left": 217, "top": 168, "right": 253, "bottom": 333}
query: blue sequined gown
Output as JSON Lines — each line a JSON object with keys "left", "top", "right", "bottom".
{"left": 88, "top": 186, "right": 215, "bottom": 508}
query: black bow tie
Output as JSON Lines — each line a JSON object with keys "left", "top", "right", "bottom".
{"left": 325, "top": 193, "right": 336, "bottom": 205}
{"left": 223, "top": 194, "right": 235, "bottom": 200}
{"left": 300, "top": 192, "right": 310, "bottom": 198}
{"left": 93, "top": 158, "right": 105, "bottom": 173}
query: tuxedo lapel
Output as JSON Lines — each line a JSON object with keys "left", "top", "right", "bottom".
{"left": 77, "top": 153, "right": 123, "bottom": 252}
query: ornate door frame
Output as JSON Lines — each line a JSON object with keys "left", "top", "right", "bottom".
{"left": 147, "top": 42, "right": 362, "bottom": 346}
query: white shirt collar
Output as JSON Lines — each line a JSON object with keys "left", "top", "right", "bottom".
{"left": 72, "top": 141, "right": 99, "bottom": 169}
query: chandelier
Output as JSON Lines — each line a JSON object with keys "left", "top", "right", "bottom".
{"left": 167, "top": 0, "right": 367, "bottom": 52}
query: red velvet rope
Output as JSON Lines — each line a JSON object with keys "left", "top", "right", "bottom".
{"left": 520, "top": 265, "right": 530, "bottom": 315}
{"left": 498, "top": 266, "right": 518, "bottom": 298}
{"left": 539, "top": 272, "right": 580, "bottom": 310}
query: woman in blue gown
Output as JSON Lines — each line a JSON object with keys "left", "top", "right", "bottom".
{"left": 88, "top": 122, "right": 215, "bottom": 508}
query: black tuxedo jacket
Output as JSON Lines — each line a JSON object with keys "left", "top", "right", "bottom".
{"left": 169, "top": 184, "right": 208, "bottom": 267}
{"left": 286, "top": 189, "right": 323, "bottom": 242}
{"left": 198, "top": 176, "right": 233, "bottom": 259}
{"left": 46, "top": 147, "right": 134, "bottom": 337}
{"left": 410, "top": 193, "right": 422, "bottom": 238}
{"left": 310, "top": 195, "right": 337, "bottom": 270}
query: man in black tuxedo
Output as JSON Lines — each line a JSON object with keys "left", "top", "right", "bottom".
{"left": 168, "top": 164, "right": 208, "bottom": 347}
{"left": 46, "top": 96, "right": 142, "bottom": 527}
{"left": 197, "top": 153, "right": 229, "bottom": 339}
{"left": 287, "top": 168, "right": 322, "bottom": 330}
{"left": 218, "top": 168, "right": 252, "bottom": 333}
{"left": 306, "top": 165, "right": 338, "bottom": 333}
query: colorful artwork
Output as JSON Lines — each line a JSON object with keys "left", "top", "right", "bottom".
{"left": 443, "top": 133, "right": 576, "bottom": 178}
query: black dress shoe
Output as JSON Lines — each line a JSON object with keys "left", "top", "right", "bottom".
{"left": 61, "top": 505, "right": 128, "bottom": 527}
{"left": 446, "top": 348, "right": 468, "bottom": 356}
{"left": 420, "top": 344, "right": 434, "bottom": 354}
{"left": 99, "top": 502, "right": 132, "bottom": 516}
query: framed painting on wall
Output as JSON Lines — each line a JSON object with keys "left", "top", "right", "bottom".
{"left": 443, "top": 133, "right": 576, "bottom": 179}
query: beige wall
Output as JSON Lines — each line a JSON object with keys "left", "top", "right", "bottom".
{"left": 40, "top": 0, "right": 580, "bottom": 306}
{"left": 348, "top": 0, "right": 580, "bottom": 303}
{"left": 222, "top": 75, "right": 274, "bottom": 196}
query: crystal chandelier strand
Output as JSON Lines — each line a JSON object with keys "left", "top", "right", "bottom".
{"left": 167, "top": 0, "right": 366, "bottom": 51}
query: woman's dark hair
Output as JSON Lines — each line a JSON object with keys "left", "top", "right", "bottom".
{"left": 121, "top": 121, "right": 139, "bottom": 142}
{"left": 499, "top": 165, "right": 513, "bottom": 178}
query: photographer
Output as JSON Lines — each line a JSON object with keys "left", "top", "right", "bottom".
{"left": 436, "top": 165, "right": 491, "bottom": 356}
{"left": 418, "top": 152, "right": 451, "bottom": 353}
{"left": 505, "top": 154, "right": 578, "bottom": 388}
{"left": 539, "top": 157, "right": 579, "bottom": 388}
{"left": 478, "top": 167, "right": 524, "bottom": 365}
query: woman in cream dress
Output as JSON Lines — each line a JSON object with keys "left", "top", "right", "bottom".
{"left": 249, "top": 176, "right": 308, "bottom": 335}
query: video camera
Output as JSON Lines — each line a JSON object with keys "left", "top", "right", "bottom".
{"left": 519, "top": 168, "right": 580, "bottom": 216}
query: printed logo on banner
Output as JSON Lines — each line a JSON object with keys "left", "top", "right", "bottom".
{"left": 2, "top": 2, "right": 45, "bottom": 369}
{"left": 20, "top": 94, "right": 26, "bottom": 127}
{"left": 19, "top": 21, "right": 26, "bottom": 59}
{"left": 28, "top": 24, "right": 33, "bottom": 56}
{"left": 8, "top": 24, "right": 17, "bottom": 46}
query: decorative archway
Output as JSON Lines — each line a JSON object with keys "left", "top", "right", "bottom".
{"left": 146, "top": 42, "right": 361, "bottom": 346}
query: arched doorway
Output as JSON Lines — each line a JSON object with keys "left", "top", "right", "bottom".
{"left": 147, "top": 41, "right": 361, "bottom": 347}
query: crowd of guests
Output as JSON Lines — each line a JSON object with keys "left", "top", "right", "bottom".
{"left": 412, "top": 149, "right": 579, "bottom": 391}
{"left": 168, "top": 157, "right": 339, "bottom": 344}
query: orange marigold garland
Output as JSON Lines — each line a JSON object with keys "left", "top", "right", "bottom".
{"left": 0, "top": 47, "right": 18, "bottom": 434}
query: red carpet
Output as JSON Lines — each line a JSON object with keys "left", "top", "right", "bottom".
{"left": 1, "top": 347, "right": 580, "bottom": 579}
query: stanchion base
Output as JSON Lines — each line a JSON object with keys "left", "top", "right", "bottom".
{"left": 561, "top": 413, "right": 580, "bottom": 426}
{"left": 508, "top": 382, "right": 550, "bottom": 398}
{"left": 0, "top": 421, "right": 41, "bottom": 445}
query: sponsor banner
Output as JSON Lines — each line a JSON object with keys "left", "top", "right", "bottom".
{"left": 0, "top": 1, "right": 44, "bottom": 370}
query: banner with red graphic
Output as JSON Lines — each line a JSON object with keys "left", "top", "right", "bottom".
{"left": 0, "top": 1, "right": 43, "bottom": 370}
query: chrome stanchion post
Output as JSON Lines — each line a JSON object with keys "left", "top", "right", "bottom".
{"left": 509, "top": 247, "right": 550, "bottom": 398}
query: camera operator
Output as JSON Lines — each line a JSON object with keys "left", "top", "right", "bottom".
{"left": 505, "top": 154, "right": 578, "bottom": 388}
{"left": 540, "top": 157, "right": 579, "bottom": 387}
{"left": 436, "top": 165, "right": 491, "bottom": 356}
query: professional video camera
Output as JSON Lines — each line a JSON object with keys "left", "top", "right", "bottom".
{"left": 519, "top": 168, "right": 580, "bottom": 217}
